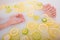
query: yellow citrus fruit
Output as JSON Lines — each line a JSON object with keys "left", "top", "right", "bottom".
{"left": 27, "top": 12, "right": 34, "bottom": 17}
{"left": 5, "top": 6, "right": 12, "bottom": 13}
{"left": 26, "top": 22, "right": 39, "bottom": 31}
{"left": 44, "top": 22, "right": 54, "bottom": 27}
{"left": 33, "top": 15, "right": 40, "bottom": 20}
{"left": 9, "top": 27, "right": 20, "bottom": 36}
{"left": 2, "top": 34, "right": 11, "bottom": 40}
{"left": 13, "top": 2, "right": 25, "bottom": 12}
{"left": 0, "top": 5, "right": 6, "bottom": 10}
{"left": 31, "top": 31, "right": 41, "bottom": 40}
{"left": 48, "top": 28, "right": 60, "bottom": 38}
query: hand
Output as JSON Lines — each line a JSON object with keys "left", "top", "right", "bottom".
{"left": 8, "top": 14, "right": 25, "bottom": 25}
{"left": 43, "top": 4, "right": 56, "bottom": 18}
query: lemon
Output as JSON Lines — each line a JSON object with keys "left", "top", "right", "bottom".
{"left": 5, "top": 6, "right": 12, "bottom": 13}
{"left": 9, "top": 28, "right": 20, "bottom": 36}
{"left": 2, "top": 34, "right": 11, "bottom": 40}
{"left": 9, "top": 27, "right": 20, "bottom": 40}
{"left": 33, "top": 15, "right": 40, "bottom": 20}
{"left": 31, "top": 31, "right": 41, "bottom": 40}
{"left": 26, "top": 22, "right": 39, "bottom": 31}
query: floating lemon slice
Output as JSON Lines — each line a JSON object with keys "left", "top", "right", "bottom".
{"left": 42, "top": 14, "right": 56, "bottom": 27}
{"left": 33, "top": 15, "right": 40, "bottom": 20}
{"left": 31, "top": 31, "right": 41, "bottom": 40}
{"left": 9, "top": 27, "right": 20, "bottom": 36}
{"left": 36, "top": 2, "right": 43, "bottom": 10}
{"left": 22, "top": 36, "right": 31, "bottom": 40}
{"left": 44, "top": 22, "right": 59, "bottom": 29}
{"left": 2, "top": 34, "right": 11, "bottom": 40}
{"left": 13, "top": 2, "right": 25, "bottom": 12}
{"left": 26, "top": 0, "right": 37, "bottom": 4}
{"left": 0, "top": 5, "right": 6, "bottom": 10}
{"left": 22, "top": 28, "right": 29, "bottom": 35}
{"left": 43, "top": 14, "right": 55, "bottom": 22}
{"left": 26, "top": 22, "right": 39, "bottom": 31}
{"left": 5, "top": 6, "right": 12, "bottom": 13}
{"left": 9, "top": 27, "right": 20, "bottom": 40}
{"left": 48, "top": 28, "right": 60, "bottom": 38}
{"left": 44, "top": 22, "right": 54, "bottom": 27}
{"left": 38, "top": 23, "right": 48, "bottom": 31}
{"left": 32, "top": 2, "right": 43, "bottom": 10}
{"left": 27, "top": 12, "right": 34, "bottom": 17}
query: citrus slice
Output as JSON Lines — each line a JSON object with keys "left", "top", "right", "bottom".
{"left": 2, "top": 34, "right": 11, "bottom": 40}
{"left": 48, "top": 28, "right": 60, "bottom": 38}
{"left": 31, "top": 31, "right": 41, "bottom": 40}
{"left": 0, "top": 5, "right": 6, "bottom": 10}
{"left": 22, "top": 28, "right": 29, "bottom": 35}
{"left": 13, "top": 2, "right": 25, "bottom": 12}
{"left": 33, "top": 15, "right": 40, "bottom": 20}
{"left": 9, "top": 27, "right": 20, "bottom": 40}
{"left": 9, "top": 27, "right": 20, "bottom": 36}
{"left": 41, "top": 18, "right": 47, "bottom": 22}
{"left": 27, "top": 12, "right": 34, "bottom": 17}
{"left": 26, "top": 22, "right": 39, "bottom": 31}
{"left": 33, "top": 2, "right": 43, "bottom": 10}
{"left": 5, "top": 6, "right": 12, "bottom": 13}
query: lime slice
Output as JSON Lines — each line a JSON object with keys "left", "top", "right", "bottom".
{"left": 22, "top": 28, "right": 28, "bottom": 35}
{"left": 42, "top": 18, "right": 47, "bottom": 22}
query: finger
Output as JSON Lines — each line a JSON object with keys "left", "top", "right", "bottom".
{"left": 49, "top": 7, "right": 56, "bottom": 18}
{"left": 17, "top": 18, "right": 25, "bottom": 23}
{"left": 16, "top": 14, "right": 23, "bottom": 18}
{"left": 43, "top": 4, "right": 51, "bottom": 11}
{"left": 15, "top": 14, "right": 25, "bottom": 23}
{"left": 52, "top": 12, "right": 56, "bottom": 18}
{"left": 51, "top": 7, "right": 56, "bottom": 14}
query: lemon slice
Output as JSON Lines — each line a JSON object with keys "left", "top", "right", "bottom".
{"left": 22, "top": 36, "right": 30, "bottom": 40}
{"left": 0, "top": 5, "right": 6, "bottom": 10}
{"left": 43, "top": 14, "right": 55, "bottom": 22}
{"left": 9, "top": 27, "right": 20, "bottom": 36}
{"left": 38, "top": 23, "right": 48, "bottom": 31}
{"left": 36, "top": 2, "right": 43, "bottom": 10}
{"left": 5, "top": 6, "right": 12, "bottom": 13}
{"left": 37, "top": 2, "right": 43, "bottom": 7}
{"left": 31, "top": 31, "right": 41, "bottom": 40}
{"left": 2, "top": 34, "right": 11, "bottom": 40}
{"left": 13, "top": 2, "right": 25, "bottom": 12}
{"left": 9, "top": 27, "right": 20, "bottom": 40}
{"left": 48, "top": 28, "right": 60, "bottom": 38}
{"left": 22, "top": 28, "right": 29, "bottom": 35}
{"left": 32, "top": 2, "right": 43, "bottom": 10}
{"left": 44, "top": 22, "right": 54, "bottom": 27}
{"left": 33, "top": 15, "right": 40, "bottom": 20}
{"left": 26, "top": 22, "right": 39, "bottom": 31}
{"left": 27, "top": 12, "right": 34, "bottom": 17}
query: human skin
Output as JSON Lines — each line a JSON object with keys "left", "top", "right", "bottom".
{"left": 43, "top": 4, "right": 56, "bottom": 18}
{"left": 0, "top": 14, "right": 25, "bottom": 30}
